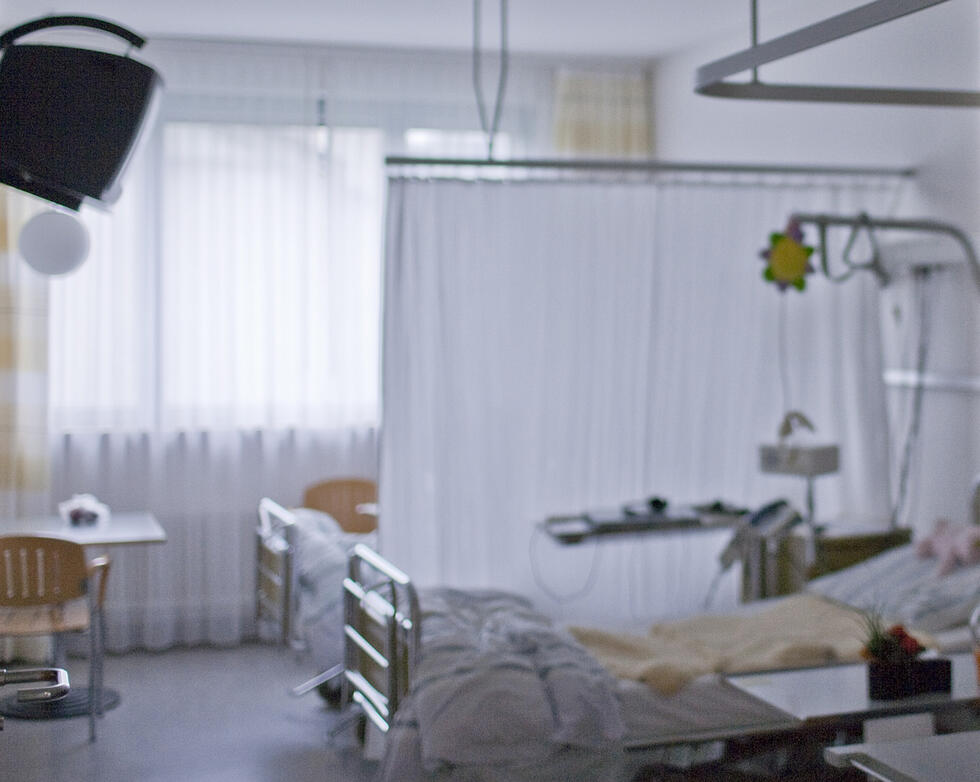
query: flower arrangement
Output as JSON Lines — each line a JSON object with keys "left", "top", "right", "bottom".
{"left": 860, "top": 609, "right": 924, "bottom": 664}
{"left": 859, "top": 608, "right": 950, "bottom": 699}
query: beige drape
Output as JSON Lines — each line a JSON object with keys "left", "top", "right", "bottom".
{"left": 553, "top": 68, "right": 654, "bottom": 157}
{"left": 0, "top": 186, "right": 51, "bottom": 661}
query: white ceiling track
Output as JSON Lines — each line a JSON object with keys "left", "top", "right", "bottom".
{"left": 696, "top": 0, "right": 980, "bottom": 107}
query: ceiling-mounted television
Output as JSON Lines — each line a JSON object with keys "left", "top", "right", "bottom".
{"left": 0, "top": 16, "right": 162, "bottom": 211}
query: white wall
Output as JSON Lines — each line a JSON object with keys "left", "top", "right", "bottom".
{"left": 652, "top": 0, "right": 980, "bottom": 532}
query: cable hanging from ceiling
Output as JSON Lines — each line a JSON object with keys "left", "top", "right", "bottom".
{"left": 472, "top": 0, "right": 509, "bottom": 159}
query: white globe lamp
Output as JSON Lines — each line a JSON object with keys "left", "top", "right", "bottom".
{"left": 18, "top": 210, "right": 90, "bottom": 276}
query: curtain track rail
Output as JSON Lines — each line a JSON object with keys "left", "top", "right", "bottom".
{"left": 385, "top": 156, "right": 915, "bottom": 178}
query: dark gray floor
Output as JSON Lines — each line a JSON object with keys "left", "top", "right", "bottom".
{"left": 0, "top": 644, "right": 377, "bottom": 782}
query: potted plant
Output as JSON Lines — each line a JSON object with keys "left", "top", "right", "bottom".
{"left": 861, "top": 610, "right": 951, "bottom": 700}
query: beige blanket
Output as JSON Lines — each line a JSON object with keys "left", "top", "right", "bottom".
{"left": 570, "top": 594, "right": 871, "bottom": 696}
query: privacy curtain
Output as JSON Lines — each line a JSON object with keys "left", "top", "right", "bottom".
{"left": 380, "top": 172, "right": 904, "bottom": 626}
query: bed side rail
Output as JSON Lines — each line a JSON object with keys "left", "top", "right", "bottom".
{"left": 343, "top": 543, "right": 421, "bottom": 733}
{"left": 256, "top": 497, "right": 298, "bottom": 646}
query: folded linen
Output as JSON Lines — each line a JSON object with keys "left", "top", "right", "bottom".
{"left": 571, "top": 593, "right": 870, "bottom": 696}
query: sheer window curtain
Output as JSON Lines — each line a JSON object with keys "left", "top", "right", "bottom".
{"left": 380, "top": 173, "right": 903, "bottom": 627}
{"left": 553, "top": 68, "right": 653, "bottom": 157}
{"left": 49, "top": 120, "right": 384, "bottom": 650}
{"left": 43, "top": 33, "right": 562, "bottom": 650}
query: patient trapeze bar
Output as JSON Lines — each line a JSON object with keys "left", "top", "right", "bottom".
{"left": 790, "top": 212, "right": 980, "bottom": 294}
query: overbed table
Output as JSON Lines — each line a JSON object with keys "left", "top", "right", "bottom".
{"left": 0, "top": 510, "right": 167, "bottom": 547}
{"left": 0, "top": 511, "right": 166, "bottom": 719}
{"left": 726, "top": 652, "right": 980, "bottom": 727}
{"left": 824, "top": 730, "right": 980, "bottom": 781}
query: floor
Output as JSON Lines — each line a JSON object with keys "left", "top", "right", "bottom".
{"left": 0, "top": 643, "right": 873, "bottom": 782}
{"left": 0, "top": 643, "right": 377, "bottom": 782}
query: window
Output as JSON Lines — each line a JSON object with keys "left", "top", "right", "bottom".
{"left": 49, "top": 122, "right": 384, "bottom": 432}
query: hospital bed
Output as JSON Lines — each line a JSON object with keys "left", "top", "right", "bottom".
{"left": 255, "top": 498, "right": 378, "bottom": 691}
{"left": 338, "top": 522, "right": 980, "bottom": 782}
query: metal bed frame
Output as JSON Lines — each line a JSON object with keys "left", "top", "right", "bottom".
{"left": 255, "top": 500, "right": 421, "bottom": 726}
{"left": 263, "top": 495, "right": 980, "bottom": 773}
{"left": 256, "top": 498, "right": 298, "bottom": 648}
{"left": 333, "top": 546, "right": 836, "bottom": 775}
{"left": 340, "top": 543, "right": 420, "bottom": 733}
{"left": 334, "top": 546, "right": 980, "bottom": 764}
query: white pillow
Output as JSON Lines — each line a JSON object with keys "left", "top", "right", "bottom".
{"left": 807, "top": 543, "right": 980, "bottom": 633}
{"left": 291, "top": 507, "right": 342, "bottom": 536}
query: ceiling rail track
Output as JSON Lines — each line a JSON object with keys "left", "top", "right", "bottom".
{"left": 696, "top": 0, "right": 980, "bottom": 107}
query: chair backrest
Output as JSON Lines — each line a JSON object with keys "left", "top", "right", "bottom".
{"left": 302, "top": 478, "right": 377, "bottom": 534}
{"left": 0, "top": 536, "right": 88, "bottom": 607}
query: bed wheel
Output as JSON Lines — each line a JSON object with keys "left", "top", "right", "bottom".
{"left": 317, "top": 679, "right": 343, "bottom": 709}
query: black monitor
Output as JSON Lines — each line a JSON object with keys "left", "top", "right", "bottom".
{"left": 0, "top": 16, "right": 162, "bottom": 210}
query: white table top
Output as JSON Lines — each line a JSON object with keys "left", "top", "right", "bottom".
{"left": 726, "top": 653, "right": 979, "bottom": 724}
{"left": 824, "top": 730, "right": 980, "bottom": 782}
{"left": 0, "top": 511, "right": 167, "bottom": 546}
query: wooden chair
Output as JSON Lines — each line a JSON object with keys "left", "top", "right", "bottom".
{"left": 301, "top": 478, "right": 378, "bottom": 534}
{"left": 0, "top": 535, "right": 110, "bottom": 741}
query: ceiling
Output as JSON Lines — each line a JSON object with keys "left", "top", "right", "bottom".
{"left": 1, "top": 0, "right": 867, "bottom": 59}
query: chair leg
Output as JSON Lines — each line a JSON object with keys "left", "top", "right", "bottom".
{"left": 51, "top": 632, "right": 67, "bottom": 669}
{"left": 88, "top": 622, "right": 97, "bottom": 742}
{"left": 95, "top": 610, "right": 105, "bottom": 719}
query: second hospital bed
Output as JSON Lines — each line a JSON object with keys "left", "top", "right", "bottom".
{"left": 337, "top": 521, "right": 980, "bottom": 781}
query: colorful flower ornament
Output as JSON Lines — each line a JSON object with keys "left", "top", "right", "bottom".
{"left": 760, "top": 219, "right": 815, "bottom": 291}
{"left": 860, "top": 608, "right": 925, "bottom": 664}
